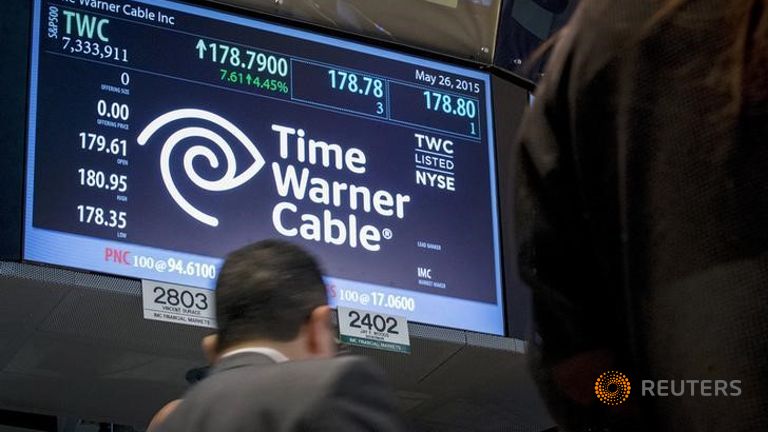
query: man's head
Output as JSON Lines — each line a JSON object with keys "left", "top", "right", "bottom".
{"left": 213, "top": 240, "right": 336, "bottom": 359}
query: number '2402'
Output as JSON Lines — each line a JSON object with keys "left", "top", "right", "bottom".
{"left": 348, "top": 310, "right": 399, "bottom": 334}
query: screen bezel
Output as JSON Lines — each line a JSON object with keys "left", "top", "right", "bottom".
{"left": 0, "top": 1, "right": 31, "bottom": 261}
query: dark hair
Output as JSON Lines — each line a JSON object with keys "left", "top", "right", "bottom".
{"left": 649, "top": 0, "right": 767, "bottom": 114}
{"left": 215, "top": 240, "right": 327, "bottom": 351}
{"left": 529, "top": 1, "right": 768, "bottom": 110}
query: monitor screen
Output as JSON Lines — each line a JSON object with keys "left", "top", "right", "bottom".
{"left": 24, "top": 0, "right": 504, "bottom": 335}
{"left": 495, "top": 0, "right": 578, "bottom": 80}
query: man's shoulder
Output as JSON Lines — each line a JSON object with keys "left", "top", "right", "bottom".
{"left": 293, "top": 356, "right": 405, "bottom": 431}
{"left": 158, "top": 355, "right": 398, "bottom": 432}
{"left": 280, "top": 355, "right": 381, "bottom": 378}
{"left": 264, "top": 355, "right": 388, "bottom": 398}
{"left": 186, "top": 354, "right": 383, "bottom": 403}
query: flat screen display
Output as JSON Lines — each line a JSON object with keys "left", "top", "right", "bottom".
{"left": 495, "top": 0, "right": 578, "bottom": 80}
{"left": 24, "top": 0, "right": 504, "bottom": 334}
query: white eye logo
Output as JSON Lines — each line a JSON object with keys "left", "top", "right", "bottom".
{"left": 137, "top": 109, "right": 265, "bottom": 227}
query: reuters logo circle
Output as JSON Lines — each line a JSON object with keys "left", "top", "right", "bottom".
{"left": 595, "top": 371, "right": 631, "bottom": 405}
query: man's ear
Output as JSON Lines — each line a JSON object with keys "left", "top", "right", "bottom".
{"left": 307, "top": 305, "right": 337, "bottom": 358}
{"left": 201, "top": 333, "right": 219, "bottom": 364}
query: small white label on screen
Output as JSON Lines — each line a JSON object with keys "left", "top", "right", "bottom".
{"left": 142, "top": 279, "right": 216, "bottom": 328}
{"left": 338, "top": 306, "right": 410, "bottom": 354}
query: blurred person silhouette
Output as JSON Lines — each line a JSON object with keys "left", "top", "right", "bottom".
{"left": 515, "top": 0, "right": 767, "bottom": 431}
{"left": 153, "top": 240, "right": 405, "bottom": 432}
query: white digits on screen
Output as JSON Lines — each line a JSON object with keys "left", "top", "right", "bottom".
{"left": 137, "top": 109, "right": 265, "bottom": 226}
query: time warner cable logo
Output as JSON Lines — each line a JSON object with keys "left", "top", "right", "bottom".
{"left": 137, "top": 109, "right": 265, "bottom": 227}
{"left": 594, "top": 371, "right": 742, "bottom": 405}
{"left": 137, "top": 109, "right": 411, "bottom": 251}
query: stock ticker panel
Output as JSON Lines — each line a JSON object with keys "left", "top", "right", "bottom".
{"left": 25, "top": 0, "right": 505, "bottom": 334}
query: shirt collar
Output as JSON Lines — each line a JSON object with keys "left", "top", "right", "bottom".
{"left": 219, "top": 347, "right": 290, "bottom": 363}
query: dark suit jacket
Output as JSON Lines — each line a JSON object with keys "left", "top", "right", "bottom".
{"left": 156, "top": 353, "right": 406, "bottom": 432}
{"left": 515, "top": 0, "right": 767, "bottom": 431}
